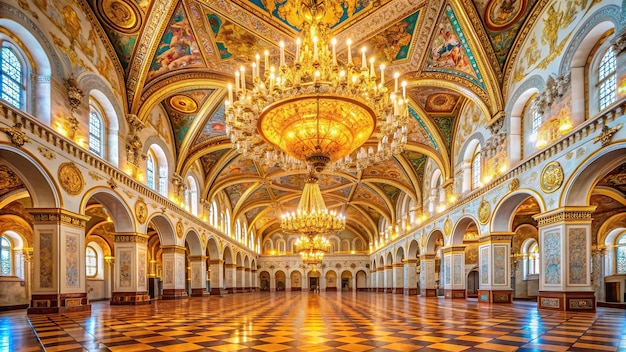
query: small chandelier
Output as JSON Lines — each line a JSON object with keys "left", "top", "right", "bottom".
{"left": 294, "top": 234, "right": 331, "bottom": 265}
{"left": 224, "top": 0, "right": 409, "bottom": 173}
{"left": 281, "top": 172, "right": 345, "bottom": 235}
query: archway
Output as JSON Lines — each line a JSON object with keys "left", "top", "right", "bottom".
{"left": 275, "top": 270, "right": 286, "bottom": 291}
{"left": 340, "top": 270, "right": 353, "bottom": 291}
{"left": 356, "top": 270, "right": 368, "bottom": 291}
{"left": 259, "top": 270, "right": 270, "bottom": 291}
{"left": 326, "top": 270, "right": 337, "bottom": 291}
{"left": 290, "top": 270, "right": 302, "bottom": 291}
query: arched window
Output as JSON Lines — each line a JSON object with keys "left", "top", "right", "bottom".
{"left": 1, "top": 236, "right": 11, "bottom": 276}
{"left": 210, "top": 200, "right": 218, "bottom": 227}
{"left": 598, "top": 48, "right": 616, "bottom": 111}
{"left": 0, "top": 47, "right": 23, "bottom": 109}
{"left": 617, "top": 233, "right": 626, "bottom": 274}
{"left": 88, "top": 106, "right": 104, "bottom": 157}
{"left": 528, "top": 242, "right": 539, "bottom": 275}
{"left": 86, "top": 246, "right": 97, "bottom": 277}
{"left": 531, "top": 107, "right": 542, "bottom": 136}
{"left": 146, "top": 152, "right": 156, "bottom": 190}
{"left": 185, "top": 176, "right": 198, "bottom": 216}
{"left": 471, "top": 146, "right": 482, "bottom": 189}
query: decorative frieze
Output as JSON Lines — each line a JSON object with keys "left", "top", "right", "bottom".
{"left": 29, "top": 209, "right": 89, "bottom": 228}
{"left": 533, "top": 207, "right": 597, "bottom": 227}
{"left": 1, "top": 123, "right": 31, "bottom": 147}
{"left": 114, "top": 233, "right": 149, "bottom": 243}
{"left": 532, "top": 74, "right": 571, "bottom": 116}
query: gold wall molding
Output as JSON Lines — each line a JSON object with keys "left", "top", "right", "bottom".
{"left": 540, "top": 161, "right": 563, "bottom": 194}
{"left": 114, "top": 233, "right": 149, "bottom": 243}
{"left": 29, "top": 208, "right": 89, "bottom": 228}
{"left": 533, "top": 206, "right": 597, "bottom": 227}
{"left": 477, "top": 198, "right": 491, "bottom": 224}
{"left": 37, "top": 146, "right": 56, "bottom": 160}
{"left": 1, "top": 123, "right": 31, "bottom": 147}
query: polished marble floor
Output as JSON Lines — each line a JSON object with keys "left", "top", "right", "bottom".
{"left": 3, "top": 292, "right": 626, "bottom": 351}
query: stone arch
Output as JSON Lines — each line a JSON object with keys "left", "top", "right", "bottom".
{"left": 491, "top": 190, "right": 546, "bottom": 232}
{"left": 425, "top": 230, "right": 445, "bottom": 253}
{"left": 206, "top": 236, "right": 220, "bottom": 259}
{"left": 407, "top": 238, "right": 420, "bottom": 258}
{"left": 395, "top": 246, "right": 405, "bottom": 263}
{"left": 562, "top": 143, "right": 626, "bottom": 207}
{"left": 146, "top": 214, "right": 177, "bottom": 246}
{"left": 451, "top": 216, "right": 480, "bottom": 245}
{"left": 184, "top": 229, "right": 203, "bottom": 256}
{"left": 223, "top": 245, "right": 233, "bottom": 265}
{"left": 81, "top": 187, "right": 134, "bottom": 233}
{"left": 0, "top": 146, "right": 59, "bottom": 208}
{"left": 506, "top": 75, "right": 545, "bottom": 163}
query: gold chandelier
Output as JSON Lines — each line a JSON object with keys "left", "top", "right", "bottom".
{"left": 281, "top": 172, "right": 345, "bottom": 235}
{"left": 224, "top": 0, "right": 409, "bottom": 173}
{"left": 294, "top": 234, "right": 331, "bottom": 265}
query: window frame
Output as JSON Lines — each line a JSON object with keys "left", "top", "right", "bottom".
{"left": 617, "top": 233, "right": 626, "bottom": 274}
{"left": 86, "top": 246, "right": 98, "bottom": 278}
{"left": 147, "top": 151, "right": 156, "bottom": 190}
{"left": 471, "top": 146, "right": 482, "bottom": 190}
{"left": 0, "top": 45, "right": 24, "bottom": 110}
{"left": 88, "top": 104, "right": 105, "bottom": 157}
{"left": 598, "top": 47, "right": 616, "bottom": 111}
{"left": 0, "top": 236, "right": 12, "bottom": 276}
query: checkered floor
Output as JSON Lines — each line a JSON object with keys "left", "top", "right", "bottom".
{"left": 7, "top": 292, "right": 626, "bottom": 351}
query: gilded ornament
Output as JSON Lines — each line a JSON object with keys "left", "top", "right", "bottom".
{"left": 593, "top": 123, "right": 622, "bottom": 147}
{"left": 176, "top": 220, "right": 184, "bottom": 239}
{"left": 1, "top": 123, "right": 31, "bottom": 147}
{"left": 88, "top": 171, "right": 103, "bottom": 181}
{"left": 540, "top": 161, "right": 564, "bottom": 193}
{"left": 478, "top": 199, "right": 491, "bottom": 224}
{"left": 509, "top": 178, "right": 520, "bottom": 192}
{"left": 444, "top": 218, "right": 452, "bottom": 237}
{"left": 58, "top": 162, "right": 84, "bottom": 196}
{"left": 37, "top": 146, "right": 56, "bottom": 160}
{"left": 135, "top": 198, "right": 147, "bottom": 224}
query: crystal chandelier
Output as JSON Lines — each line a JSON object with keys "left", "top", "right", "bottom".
{"left": 294, "top": 234, "right": 331, "bottom": 265}
{"left": 281, "top": 172, "right": 345, "bottom": 235}
{"left": 224, "top": 0, "right": 409, "bottom": 173}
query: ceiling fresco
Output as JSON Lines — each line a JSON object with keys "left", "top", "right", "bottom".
{"left": 83, "top": 0, "right": 556, "bottom": 243}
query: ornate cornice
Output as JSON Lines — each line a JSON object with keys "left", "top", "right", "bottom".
{"left": 28, "top": 208, "right": 90, "bottom": 228}
{"left": 443, "top": 245, "right": 466, "bottom": 253}
{"left": 533, "top": 206, "right": 597, "bottom": 227}
{"left": 160, "top": 245, "right": 187, "bottom": 254}
{"left": 114, "top": 233, "right": 149, "bottom": 243}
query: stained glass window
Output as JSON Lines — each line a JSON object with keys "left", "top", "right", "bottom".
{"left": 617, "top": 233, "right": 626, "bottom": 274}
{"left": 1, "top": 236, "right": 11, "bottom": 276}
{"left": 0, "top": 47, "right": 22, "bottom": 109}
{"left": 86, "top": 246, "right": 97, "bottom": 277}
{"left": 598, "top": 48, "right": 616, "bottom": 111}
{"left": 531, "top": 108, "right": 542, "bottom": 135}
{"left": 529, "top": 242, "right": 539, "bottom": 275}
{"left": 88, "top": 108, "right": 103, "bottom": 156}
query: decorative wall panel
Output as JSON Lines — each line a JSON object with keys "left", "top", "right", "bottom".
{"left": 65, "top": 234, "right": 79, "bottom": 287}
{"left": 543, "top": 230, "right": 561, "bottom": 285}
{"left": 568, "top": 228, "right": 587, "bottom": 285}
{"left": 493, "top": 245, "right": 506, "bottom": 285}
{"left": 119, "top": 250, "right": 132, "bottom": 287}
{"left": 39, "top": 233, "right": 53, "bottom": 288}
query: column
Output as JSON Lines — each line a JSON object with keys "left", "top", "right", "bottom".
{"left": 443, "top": 245, "right": 466, "bottom": 299}
{"left": 224, "top": 263, "right": 236, "bottom": 293}
{"left": 393, "top": 262, "right": 404, "bottom": 294}
{"left": 147, "top": 258, "right": 159, "bottom": 299}
{"left": 245, "top": 267, "right": 252, "bottom": 291}
{"left": 27, "top": 209, "right": 91, "bottom": 314}
{"left": 377, "top": 267, "right": 385, "bottom": 292}
{"left": 478, "top": 233, "right": 513, "bottom": 303}
{"left": 190, "top": 255, "right": 208, "bottom": 296}
{"left": 236, "top": 265, "right": 244, "bottom": 293}
{"left": 251, "top": 266, "right": 258, "bottom": 291}
{"left": 208, "top": 259, "right": 224, "bottom": 295}
{"left": 385, "top": 264, "right": 393, "bottom": 292}
{"left": 161, "top": 246, "right": 188, "bottom": 300}
{"left": 420, "top": 254, "right": 437, "bottom": 297}
{"left": 534, "top": 207, "right": 596, "bottom": 311}
{"left": 110, "top": 232, "right": 150, "bottom": 304}
{"left": 104, "top": 255, "right": 114, "bottom": 299}
{"left": 404, "top": 258, "right": 418, "bottom": 295}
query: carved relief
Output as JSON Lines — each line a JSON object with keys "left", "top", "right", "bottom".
{"left": 135, "top": 198, "right": 147, "bottom": 224}
{"left": 444, "top": 217, "right": 452, "bottom": 237}
{"left": 176, "top": 219, "right": 184, "bottom": 239}
{"left": 37, "top": 146, "right": 56, "bottom": 160}
{"left": 1, "top": 123, "right": 31, "bottom": 147}
{"left": 58, "top": 162, "right": 85, "bottom": 196}
{"left": 540, "top": 161, "right": 563, "bottom": 194}
{"left": 478, "top": 199, "right": 491, "bottom": 224}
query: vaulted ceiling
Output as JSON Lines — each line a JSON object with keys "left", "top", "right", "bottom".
{"left": 85, "top": 0, "right": 542, "bottom": 243}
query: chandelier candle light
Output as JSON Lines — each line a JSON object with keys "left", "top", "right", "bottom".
{"left": 224, "top": 0, "right": 409, "bottom": 173}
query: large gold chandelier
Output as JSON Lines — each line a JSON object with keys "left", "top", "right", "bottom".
{"left": 224, "top": 0, "right": 409, "bottom": 173}
{"left": 281, "top": 172, "right": 345, "bottom": 235}
{"left": 294, "top": 234, "right": 331, "bottom": 265}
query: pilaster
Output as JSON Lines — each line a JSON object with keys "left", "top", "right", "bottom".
{"left": 189, "top": 255, "right": 209, "bottom": 297}
{"left": 533, "top": 207, "right": 596, "bottom": 311}
{"left": 443, "top": 245, "right": 467, "bottom": 299}
{"left": 27, "top": 208, "right": 91, "bottom": 314}
{"left": 111, "top": 232, "right": 150, "bottom": 305}
{"left": 404, "top": 258, "right": 419, "bottom": 295}
{"left": 419, "top": 254, "right": 437, "bottom": 297}
{"left": 478, "top": 233, "right": 514, "bottom": 303}
{"left": 393, "top": 262, "right": 404, "bottom": 294}
{"left": 160, "top": 245, "right": 188, "bottom": 300}
{"left": 208, "top": 259, "right": 225, "bottom": 295}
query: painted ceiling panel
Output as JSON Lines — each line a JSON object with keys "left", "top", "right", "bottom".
{"left": 205, "top": 11, "right": 275, "bottom": 61}
{"left": 364, "top": 10, "right": 420, "bottom": 63}
{"left": 147, "top": 3, "right": 205, "bottom": 81}
{"left": 217, "top": 158, "right": 259, "bottom": 179}
{"left": 163, "top": 89, "right": 215, "bottom": 150}
{"left": 195, "top": 104, "right": 226, "bottom": 145}
{"left": 362, "top": 160, "right": 410, "bottom": 185}
{"left": 424, "top": 4, "right": 485, "bottom": 89}
{"left": 352, "top": 184, "right": 387, "bottom": 210}
{"left": 200, "top": 149, "right": 229, "bottom": 175}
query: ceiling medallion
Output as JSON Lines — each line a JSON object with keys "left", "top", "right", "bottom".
{"left": 169, "top": 95, "right": 199, "bottom": 114}
{"left": 540, "top": 161, "right": 563, "bottom": 194}
{"left": 224, "top": 0, "right": 409, "bottom": 173}
{"left": 98, "top": 0, "right": 142, "bottom": 33}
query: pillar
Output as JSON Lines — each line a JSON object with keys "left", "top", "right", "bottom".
{"left": 27, "top": 209, "right": 91, "bottom": 314}
{"left": 161, "top": 246, "right": 188, "bottom": 300}
{"left": 110, "top": 232, "right": 150, "bottom": 304}
{"left": 236, "top": 265, "right": 244, "bottom": 293}
{"left": 245, "top": 267, "right": 252, "bottom": 291}
{"left": 190, "top": 255, "right": 208, "bottom": 296}
{"left": 443, "top": 245, "right": 466, "bottom": 299}
{"left": 478, "top": 233, "right": 513, "bottom": 303}
{"left": 208, "top": 259, "right": 224, "bottom": 295}
{"left": 393, "top": 262, "right": 404, "bottom": 294}
{"left": 404, "top": 258, "right": 418, "bottom": 295}
{"left": 534, "top": 207, "right": 596, "bottom": 311}
{"left": 385, "top": 264, "right": 393, "bottom": 292}
{"left": 377, "top": 267, "right": 385, "bottom": 292}
{"left": 420, "top": 254, "right": 437, "bottom": 297}
{"left": 224, "top": 263, "right": 236, "bottom": 293}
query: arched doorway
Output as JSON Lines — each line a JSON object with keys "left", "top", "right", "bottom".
{"left": 259, "top": 271, "right": 270, "bottom": 291}
{"left": 341, "top": 270, "right": 353, "bottom": 291}
{"left": 326, "top": 270, "right": 337, "bottom": 291}
{"left": 275, "top": 270, "right": 286, "bottom": 291}
{"left": 356, "top": 270, "right": 368, "bottom": 291}
{"left": 308, "top": 269, "right": 320, "bottom": 292}
{"left": 290, "top": 271, "right": 302, "bottom": 291}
